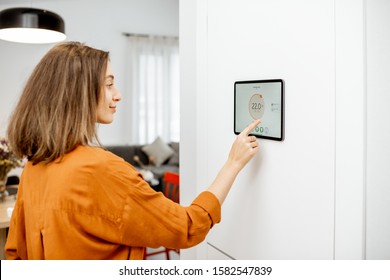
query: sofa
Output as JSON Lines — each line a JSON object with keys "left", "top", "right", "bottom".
{"left": 104, "top": 137, "right": 179, "bottom": 191}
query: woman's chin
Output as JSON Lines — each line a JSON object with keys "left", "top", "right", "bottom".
{"left": 97, "top": 117, "right": 114, "bottom": 124}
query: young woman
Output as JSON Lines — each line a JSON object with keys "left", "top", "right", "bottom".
{"left": 5, "top": 42, "right": 260, "bottom": 259}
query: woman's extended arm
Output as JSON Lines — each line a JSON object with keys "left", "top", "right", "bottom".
{"left": 206, "top": 119, "right": 261, "bottom": 204}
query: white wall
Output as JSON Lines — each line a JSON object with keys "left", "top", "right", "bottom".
{"left": 0, "top": 0, "right": 178, "bottom": 145}
{"left": 180, "top": 0, "right": 390, "bottom": 260}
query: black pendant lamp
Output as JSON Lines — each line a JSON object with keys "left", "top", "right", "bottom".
{"left": 0, "top": 8, "right": 66, "bottom": 44}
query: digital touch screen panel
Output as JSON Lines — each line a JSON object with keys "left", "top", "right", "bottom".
{"left": 234, "top": 79, "right": 284, "bottom": 141}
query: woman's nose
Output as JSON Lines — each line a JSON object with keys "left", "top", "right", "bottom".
{"left": 113, "top": 87, "right": 122, "bottom": 102}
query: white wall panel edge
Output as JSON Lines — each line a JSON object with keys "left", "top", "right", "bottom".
{"left": 207, "top": 243, "right": 235, "bottom": 260}
{"left": 334, "top": 0, "right": 366, "bottom": 260}
{"left": 365, "top": 0, "right": 390, "bottom": 260}
{"left": 179, "top": 0, "right": 209, "bottom": 260}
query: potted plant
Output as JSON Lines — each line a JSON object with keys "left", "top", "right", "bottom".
{"left": 0, "top": 137, "right": 23, "bottom": 200}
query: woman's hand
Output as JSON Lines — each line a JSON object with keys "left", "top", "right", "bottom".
{"left": 207, "top": 119, "right": 261, "bottom": 204}
{"left": 227, "top": 119, "right": 261, "bottom": 173}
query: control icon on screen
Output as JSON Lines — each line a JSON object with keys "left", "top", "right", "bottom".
{"left": 249, "top": 93, "right": 265, "bottom": 120}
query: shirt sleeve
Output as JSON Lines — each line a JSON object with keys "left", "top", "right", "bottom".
{"left": 120, "top": 188, "right": 221, "bottom": 249}
{"left": 99, "top": 151, "right": 222, "bottom": 249}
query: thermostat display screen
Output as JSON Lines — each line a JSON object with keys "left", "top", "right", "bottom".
{"left": 234, "top": 79, "right": 284, "bottom": 141}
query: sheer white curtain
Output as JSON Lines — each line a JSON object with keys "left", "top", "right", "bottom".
{"left": 125, "top": 35, "right": 179, "bottom": 144}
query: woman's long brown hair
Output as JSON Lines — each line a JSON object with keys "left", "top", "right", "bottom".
{"left": 7, "top": 41, "right": 109, "bottom": 164}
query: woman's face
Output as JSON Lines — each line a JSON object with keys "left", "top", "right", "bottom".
{"left": 96, "top": 62, "right": 121, "bottom": 124}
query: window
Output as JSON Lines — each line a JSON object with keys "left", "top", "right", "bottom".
{"left": 125, "top": 35, "right": 179, "bottom": 144}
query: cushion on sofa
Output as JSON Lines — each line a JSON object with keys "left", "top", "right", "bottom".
{"left": 141, "top": 137, "right": 174, "bottom": 167}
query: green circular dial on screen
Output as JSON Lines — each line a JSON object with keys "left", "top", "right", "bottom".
{"left": 249, "top": 93, "right": 265, "bottom": 120}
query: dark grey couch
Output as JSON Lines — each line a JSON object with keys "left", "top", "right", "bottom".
{"left": 104, "top": 143, "right": 179, "bottom": 181}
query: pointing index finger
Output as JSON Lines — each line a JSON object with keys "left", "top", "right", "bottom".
{"left": 242, "top": 119, "right": 261, "bottom": 136}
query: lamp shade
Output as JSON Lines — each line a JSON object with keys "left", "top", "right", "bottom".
{"left": 0, "top": 8, "right": 66, "bottom": 44}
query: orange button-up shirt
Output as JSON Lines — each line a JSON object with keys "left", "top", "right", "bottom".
{"left": 5, "top": 146, "right": 221, "bottom": 259}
